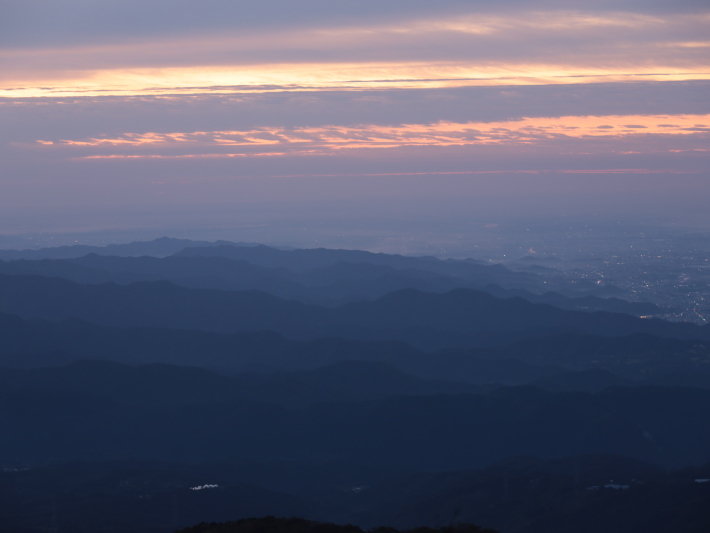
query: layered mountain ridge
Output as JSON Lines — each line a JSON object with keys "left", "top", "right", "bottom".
{"left": 0, "top": 238, "right": 708, "bottom": 532}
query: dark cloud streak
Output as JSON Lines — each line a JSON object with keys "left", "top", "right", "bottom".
{"left": 2, "top": 0, "right": 707, "bottom": 49}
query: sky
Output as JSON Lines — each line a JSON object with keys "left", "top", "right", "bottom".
{"left": 1, "top": 0, "right": 709, "bottom": 251}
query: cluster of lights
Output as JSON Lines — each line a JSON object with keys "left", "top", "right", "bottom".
{"left": 190, "top": 484, "right": 219, "bottom": 491}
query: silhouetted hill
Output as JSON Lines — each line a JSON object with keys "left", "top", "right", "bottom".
{"left": 174, "top": 245, "right": 482, "bottom": 274}
{"left": 332, "top": 289, "right": 707, "bottom": 348}
{"left": 465, "top": 333, "right": 710, "bottom": 380}
{"left": 0, "top": 310, "right": 430, "bottom": 371}
{"left": 2, "top": 383, "right": 710, "bottom": 468}
{"left": 0, "top": 240, "right": 534, "bottom": 292}
{"left": 0, "top": 254, "right": 301, "bottom": 292}
{"left": 355, "top": 456, "right": 710, "bottom": 533}
{"left": 0, "top": 254, "right": 659, "bottom": 314}
{"left": 0, "top": 359, "right": 485, "bottom": 408}
{"left": 0, "top": 238, "right": 705, "bottom": 533}
{"left": 177, "top": 517, "right": 497, "bottom": 533}
{"left": 3, "top": 456, "right": 708, "bottom": 533}
{"left": 0, "top": 275, "right": 706, "bottom": 350}
{"left": 480, "top": 285, "right": 662, "bottom": 316}
{"left": 0, "top": 237, "right": 254, "bottom": 260}
{"left": 530, "top": 368, "right": 633, "bottom": 392}
{"left": 174, "top": 243, "right": 644, "bottom": 299}
{"left": 0, "top": 310, "right": 708, "bottom": 387}
{"left": 0, "top": 273, "right": 315, "bottom": 335}
{"left": 1, "top": 462, "right": 311, "bottom": 533}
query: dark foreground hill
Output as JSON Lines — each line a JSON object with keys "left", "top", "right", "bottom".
{"left": 177, "top": 517, "right": 497, "bottom": 533}
{"left": 2, "top": 375, "right": 710, "bottom": 468}
{"left": 3, "top": 457, "right": 708, "bottom": 533}
{"left": 353, "top": 456, "right": 710, "bottom": 533}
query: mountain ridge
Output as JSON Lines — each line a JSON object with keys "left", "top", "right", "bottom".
{"left": 0, "top": 275, "right": 703, "bottom": 351}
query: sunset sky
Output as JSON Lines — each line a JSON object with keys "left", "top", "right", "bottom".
{"left": 1, "top": 0, "right": 709, "bottom": 248}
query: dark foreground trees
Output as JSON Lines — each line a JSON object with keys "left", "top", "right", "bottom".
{"left": 177, "top": 517, "right": 497, "bottom": 533}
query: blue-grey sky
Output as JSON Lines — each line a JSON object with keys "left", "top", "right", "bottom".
{"left": 1, "top": 0, "right": 708, "bottom": 243}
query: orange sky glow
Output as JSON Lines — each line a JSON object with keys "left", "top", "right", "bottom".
{"left": 2, "top": 10, "right": 708, "bottom": 97}
{"left": 2, "top": 1, "right": 709, "bottom": 231}
{"left": 32, "top": 114, "right": 709, "bottom": 159}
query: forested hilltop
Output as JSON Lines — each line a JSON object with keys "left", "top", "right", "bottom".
{"left": 176, "top": 517, "right": 497, "bottom": 533}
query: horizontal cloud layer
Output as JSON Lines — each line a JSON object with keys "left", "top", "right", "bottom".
{"left": 3, "top": 9, "right": 709, "bottom": 97}
{"left": 2, "top": 1, "right": 709, "bottom": 234}
{"left": 31, "top": 114, "right": 710, "bottom": 157}
{"left": 2, "top": 0, "right": 707, "bottom": 47}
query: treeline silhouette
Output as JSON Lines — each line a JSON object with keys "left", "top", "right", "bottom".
{"left": 176, "top": 517, "right": 498, "bottom": 533}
